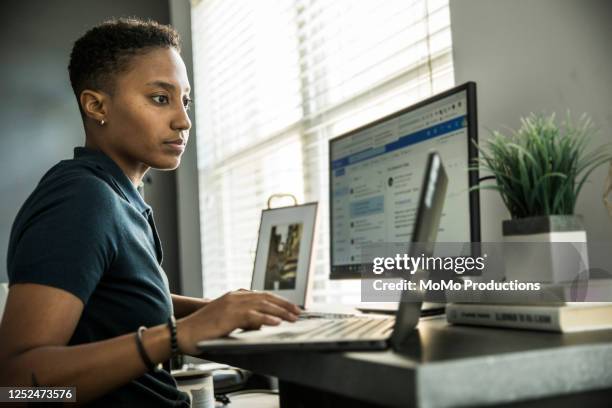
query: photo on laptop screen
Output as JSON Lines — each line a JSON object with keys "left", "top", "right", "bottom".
{"left": 264, "top": 222, "right": 303, "bottom": 290}
{"left": 251, "top": 203, "right": 318, "bottom": 306}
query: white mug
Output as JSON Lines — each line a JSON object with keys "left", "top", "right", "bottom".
{"left": 189, "top": 374, "right": 214, "bottom": 408}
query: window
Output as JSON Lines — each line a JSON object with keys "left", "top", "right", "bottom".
{"left": 191, "top": 0, "right": 454, "bottom": 302}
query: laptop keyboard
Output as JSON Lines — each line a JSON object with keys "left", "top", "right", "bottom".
{"left": 298, "top": 311, "right": 355, "bottom": 320}
{"left": 274, "top": 317, "right": 395, "bottom": 341}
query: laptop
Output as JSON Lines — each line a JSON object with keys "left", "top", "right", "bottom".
{"left": 249, "top": 201, "right": 359, "bottom": 318}
{"left": 197, "top": 151, "right": 448, "bottom": 352}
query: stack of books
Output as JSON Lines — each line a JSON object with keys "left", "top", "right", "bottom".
{"left": 446, "top": 302, "right": 612, "bottom": 332}
{"left": 445, "top": 279, "right": 612, "bottom": 332}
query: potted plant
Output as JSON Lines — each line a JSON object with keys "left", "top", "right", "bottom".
{"left": 474, "top": 113, "right": 611, "bottom": 283}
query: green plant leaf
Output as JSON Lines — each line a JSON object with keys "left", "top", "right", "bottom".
{"left": 471, "top": 112, "right": 612, "bottom": 218}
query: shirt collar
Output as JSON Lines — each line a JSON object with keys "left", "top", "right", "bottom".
{"left": 73, "top": 147, "right": 151, "bottom": 215}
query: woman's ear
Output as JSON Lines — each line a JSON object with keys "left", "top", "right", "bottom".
{"left": 80, "top": 89, "right": 108, "bottom": 124}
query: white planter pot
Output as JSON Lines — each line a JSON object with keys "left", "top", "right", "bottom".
{"left": 502, "top": 215, "right": 589, "bottom": 283}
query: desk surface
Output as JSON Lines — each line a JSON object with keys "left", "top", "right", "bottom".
{"left": 201, "top": 316, "right": 612, "bottom": 408}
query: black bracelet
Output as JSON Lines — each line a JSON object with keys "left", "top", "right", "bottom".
{"left": 168, "top": 315, "right": 179, "bottom": 358}
{"left": 136, "top": 326, "right": 158, "bottom": 372}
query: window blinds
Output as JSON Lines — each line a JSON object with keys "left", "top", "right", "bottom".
{"left": 191, "top": 0, "right": 454, "bottom": 301}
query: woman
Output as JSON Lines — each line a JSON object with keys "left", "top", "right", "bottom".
{"left": 0, "top": 18, "right": 300, "bottom": 406}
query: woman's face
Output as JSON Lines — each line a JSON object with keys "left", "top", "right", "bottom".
{"left": 103, "top": 47, "right": 192, "bottom": 171}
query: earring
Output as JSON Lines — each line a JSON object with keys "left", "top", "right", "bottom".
{"left": 100, "top": 119, "right": 105, "bottom": 126}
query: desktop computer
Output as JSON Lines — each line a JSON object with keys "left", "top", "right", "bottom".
{"left": 329, "top": 82, "right": 480, "bottom": 280}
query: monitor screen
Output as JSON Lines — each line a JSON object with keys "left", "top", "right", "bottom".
{"left": 329, "top": 82, "right": 479, "bottom": 279}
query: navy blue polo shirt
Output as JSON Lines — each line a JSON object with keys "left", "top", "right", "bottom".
{"left": 7, "top": 147, "right": 189, "bottom": 407}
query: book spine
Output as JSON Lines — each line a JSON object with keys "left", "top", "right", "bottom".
{"left": 446, "top": 304, "right": 562, "bottom": 332}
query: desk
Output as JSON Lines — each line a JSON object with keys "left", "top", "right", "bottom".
{"left": 200, "top": 316, "right": 612, "bottom": 407}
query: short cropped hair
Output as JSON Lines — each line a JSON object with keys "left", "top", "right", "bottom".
{"left": 68, "top": 17, "right": 180, "bottom": 111}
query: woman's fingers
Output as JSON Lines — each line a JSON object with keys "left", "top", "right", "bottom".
{"left": 252, "top": 300, "right": 299, "bottom": 322}
{"left": 260, "top": 292, "right": 301, "bottom": 315}
{"left": 244, "top": 310, "right": 281, "bottom": 330}
{"left": 213, "top": 291, "right": 301, "bottom": 331}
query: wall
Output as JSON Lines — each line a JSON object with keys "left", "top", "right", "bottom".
{"left": 0, "top": 0, "right": 182, "bottom": 290}
{"left": 450, "top": 0, "right": 612, "bottom": 262}
{"left": 169, "top": 0, "right": 203, "bottom": 298}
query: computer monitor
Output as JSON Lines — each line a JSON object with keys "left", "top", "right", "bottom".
{"left": 329, "top": 82, "right": 479, "bottom": 279}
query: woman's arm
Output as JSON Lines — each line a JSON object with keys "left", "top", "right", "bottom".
{"left": 171, "top": 294, "right": 211, "bottom": 318}
{"left": 0, "top": 283, "right": 300, "bottom": 404}
{"left": 0, "top": 284, "right": 174, "bottom": 404}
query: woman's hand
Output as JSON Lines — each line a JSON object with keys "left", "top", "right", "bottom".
{"left": 176, "top": 290, "right": 301, "bottom": 354}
